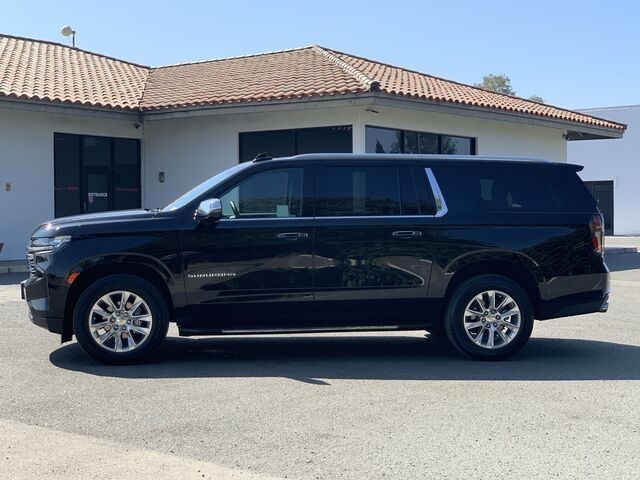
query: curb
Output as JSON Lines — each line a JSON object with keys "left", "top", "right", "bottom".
{"left": 0, "top": 266, "right": 29, "bottom": 274}
{"left": 605, "top": 246, "right": 638, "bottom": 255}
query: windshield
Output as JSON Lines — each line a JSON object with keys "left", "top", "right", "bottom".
{"left": 162, "top": 162, "right": 252, "bottom": 211}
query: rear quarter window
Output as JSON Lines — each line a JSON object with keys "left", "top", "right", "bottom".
{"left": 432, "top": 164, "right": 596, "bottom": 214}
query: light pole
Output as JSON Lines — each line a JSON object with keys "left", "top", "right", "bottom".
{"left": 60, "top": 26, "right": 76, "bottom": 47}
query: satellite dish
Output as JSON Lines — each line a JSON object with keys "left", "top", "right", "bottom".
{"left": 61, "top": 26, "right": 75, "bottom": 37}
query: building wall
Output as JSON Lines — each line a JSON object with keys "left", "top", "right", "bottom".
{"left": 568, "top": 105, "right": 639, "bottom": 235}
{"left": 1, "top": 102, "right": 569, "bottom": 260}
{"left": 0, "top": 107, "right": 140, "bottom": 260}
{"left": 143, "top": 104, "right": 568, "bottom": 209}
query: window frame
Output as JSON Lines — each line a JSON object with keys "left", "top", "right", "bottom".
{"left": 238, "top": 125, "right": 353, "bottom": 163}
{"left": 365, "top": 125, "right": 476, "bottom": 155}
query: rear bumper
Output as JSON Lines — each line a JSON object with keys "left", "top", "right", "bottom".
{"left": 538, "top": 291, "right": 609, "bottom": 319}
{"left": 536, "top": 268, "right": 610, "bottom": 320}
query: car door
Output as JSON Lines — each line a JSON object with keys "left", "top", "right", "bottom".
{"left": 312, "top": 160, "right": 439, "bottom": 328}
{"left": 180, "top": 162, "right": 315, "bottom": 332}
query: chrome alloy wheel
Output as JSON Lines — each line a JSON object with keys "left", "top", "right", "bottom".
{"left": 463, "top": 290, "right": 521, "bottom": 349}
{"left": 88, "top": 290, "right": 153, "bottom": 352}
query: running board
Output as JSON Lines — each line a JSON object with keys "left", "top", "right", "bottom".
{"left": 177, "top": 325, "right": 416, "bottom": 337}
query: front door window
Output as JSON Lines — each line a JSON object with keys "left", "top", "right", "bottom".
{"left": 54, "top": 133, "right": 141, "bottom": 217}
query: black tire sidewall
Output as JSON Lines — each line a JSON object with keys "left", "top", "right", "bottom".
{"left": 445, "top": 275, "right": 534, "bottom": 360}
{"left": 73, "top": 274, "right": 169, "bottom": 364}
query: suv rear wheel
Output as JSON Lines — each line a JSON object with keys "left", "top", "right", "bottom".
{"left": 444, "top": 275, "right": 533, "bottom": 360}
{"left": 73, "top": 274, "right": 169, "bottom": 364}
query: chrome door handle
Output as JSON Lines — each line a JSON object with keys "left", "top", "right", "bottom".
{"left": 392, "top": 230, "right": 422, "bottom": 239}
{"left": 277, "top": 232, "right": 309, "bottom": 240}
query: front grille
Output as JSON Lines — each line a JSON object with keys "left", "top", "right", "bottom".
{"left": 26, "top": 253, "right": 40, "bottom": 277}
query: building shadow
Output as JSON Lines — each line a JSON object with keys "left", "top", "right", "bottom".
{"left": 49, "top": 334, "right": 640, "bottom": 384}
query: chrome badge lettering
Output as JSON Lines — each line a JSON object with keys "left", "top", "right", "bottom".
{"left": 187, "top": 272, "right": 237, "bottom": 279}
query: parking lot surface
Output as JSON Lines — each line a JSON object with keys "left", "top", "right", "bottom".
{"left": 1, "top": 254, "right": 639, "bottom": 479}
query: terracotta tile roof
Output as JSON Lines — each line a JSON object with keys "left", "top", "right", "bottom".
{"left": 0, "top": 34, "right": 625, "bottom": 132}
{"left": 0, "top": 34, "right": 148, "bottom": 110}
{"left": 325, "top": 48, "right": 625, "bottom": 131}
{"left": 141, "top": 46, "right": 367, "bottom": 110}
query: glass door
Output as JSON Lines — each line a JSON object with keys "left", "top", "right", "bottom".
{"left": 84, "top": 169, "right": 112, "bottom": 213}
{"left": 54, "top": 134, "right": 141, "bottom": 217}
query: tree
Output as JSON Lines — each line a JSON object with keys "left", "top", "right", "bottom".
{"left": 474, "top": 74, "right": 516, "bottom": 95}
{"left": 475, "top": 74, "right": 546, "bottom": 104}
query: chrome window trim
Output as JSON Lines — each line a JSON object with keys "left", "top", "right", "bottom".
{"left": 425, "top": 167, "right": 448, "bottom": 218}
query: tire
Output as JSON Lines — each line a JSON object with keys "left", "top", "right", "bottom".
{"left": 444, "top": 275, "right": 533, "bottom": 360}
{"left": 73, "top": 274, "right": 170, "bottom": 364}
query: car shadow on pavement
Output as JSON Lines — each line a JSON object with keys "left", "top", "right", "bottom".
{"left": 49, "top": 335, "right": 640, "bottom": 383}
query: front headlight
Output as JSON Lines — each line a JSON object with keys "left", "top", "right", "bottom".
{"left": 29, "top": 235, "right": 72, "bottom": 253}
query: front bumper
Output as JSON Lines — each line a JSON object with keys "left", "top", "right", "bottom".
{"left": 21, "top": 277, "right": 65, "bottom": 334}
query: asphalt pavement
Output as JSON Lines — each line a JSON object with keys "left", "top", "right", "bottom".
{"left": 0, "top": 253, "right": 639, "bottom": 479}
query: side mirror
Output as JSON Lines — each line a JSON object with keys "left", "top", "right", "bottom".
{"left": 195, "top": 198, "right": 223, "bottom": 222}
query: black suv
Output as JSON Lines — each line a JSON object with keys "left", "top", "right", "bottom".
{"left": 22, "top": 154, "right": 609, "bottom": 363}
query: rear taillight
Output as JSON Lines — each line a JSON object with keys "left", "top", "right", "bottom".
{"left": 590, "top": 213, "right": 605, "bottom": 254}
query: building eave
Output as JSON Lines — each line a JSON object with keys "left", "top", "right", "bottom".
{"left": 0, "top": 93, "right": 624, "bottom": 140}
{"left": 140, "top": 93, "right": 625, "bottom": 139}
{"left": 0, "top": 97, "right": 142, "bottom": 121}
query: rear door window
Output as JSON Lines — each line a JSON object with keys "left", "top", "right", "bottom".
{"left": 316, "top": 165, "right": 431, "bottom": 216}
{"left": 432, "top": 164, "right": 596, "bottom": 213}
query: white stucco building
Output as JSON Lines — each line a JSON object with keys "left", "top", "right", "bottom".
{"left": 568, "top": 105, "right": 639, "bottom": 235}
{"left": 0, "top": 34, "right": 625, "bottom": 260}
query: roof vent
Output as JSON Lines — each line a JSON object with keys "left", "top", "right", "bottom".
{"left": 253, "top": 152, "right": 272, "bottom": 162}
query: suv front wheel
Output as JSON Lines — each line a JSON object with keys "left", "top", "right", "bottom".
{"left": 444, "top": 275, "right": 534, "bottom": 360}
{"left": 73, "top": 274, "right": 170, "bottom": 364}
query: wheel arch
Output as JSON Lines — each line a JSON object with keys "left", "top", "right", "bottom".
{"left": 63, "top": 260, "right": 175, "bottom": 341}
{"left": 443, "top": 259, "right": 542, "bottom": 318}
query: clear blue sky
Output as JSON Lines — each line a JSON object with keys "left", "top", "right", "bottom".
{"left": 2, "top": 0, "right": 638, "bottom": 109}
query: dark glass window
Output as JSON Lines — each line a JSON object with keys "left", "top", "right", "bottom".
{"left": 413, "top": 167, "right": 438, "bottom": 215}
{"left": 418, "top": 133, "right": 439, "bottom": 154}
{"left": 441, "top": 135, "right": 473, "bottom": 155}
{"left": 433, "top": 165, "right": 596, "bottom": 213}
{"left": 296, "top": 126, "right": 352, "bottom": 154}
{"left": 239, "top": 126, "right": 352, "bottom": 163}
{"left": 365, "top": 126, "right": 475, "bottom": 155}
{"left": 219, "top": 168, "right": 305, "bottom": 218}
{"left": 398, "top": 166, "right": 420, "bottom": 215}
{"left": 113, "top": 138, "right": 141, "bottom": 210}
{"left": 404, "top": 131, "right": 419, "bottom": 154}
{"left": 316, "top": 166, "right": 401, "bottom": 216}
{"left": 54, "top": 133, "right": 141, "bottom": 217}
{"left": 82, "top": 136, "right": 111, "bottom": 166}
{"left": 365, "top": 127, "right": 402, "bottom": 154}
{"left": 54, "top": 134, "right": 81, "bottom": 218}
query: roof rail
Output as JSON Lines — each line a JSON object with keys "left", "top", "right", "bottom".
{"left": 253, "top": 152, "right": 272, "bottom": 162}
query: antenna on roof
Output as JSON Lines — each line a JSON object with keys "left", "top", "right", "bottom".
{"left": 61, "top": 26, "right": 77, "bottom": 47}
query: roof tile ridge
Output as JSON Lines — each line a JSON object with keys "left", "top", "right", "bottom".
{"left": 311, "top": 45, "right": 380, "bottom": 92}
{"left": 152, "top": 45, "right": 316, "bottom": 69}
{"left": 137, "top": 68, "right": 153, "bottom": 111}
